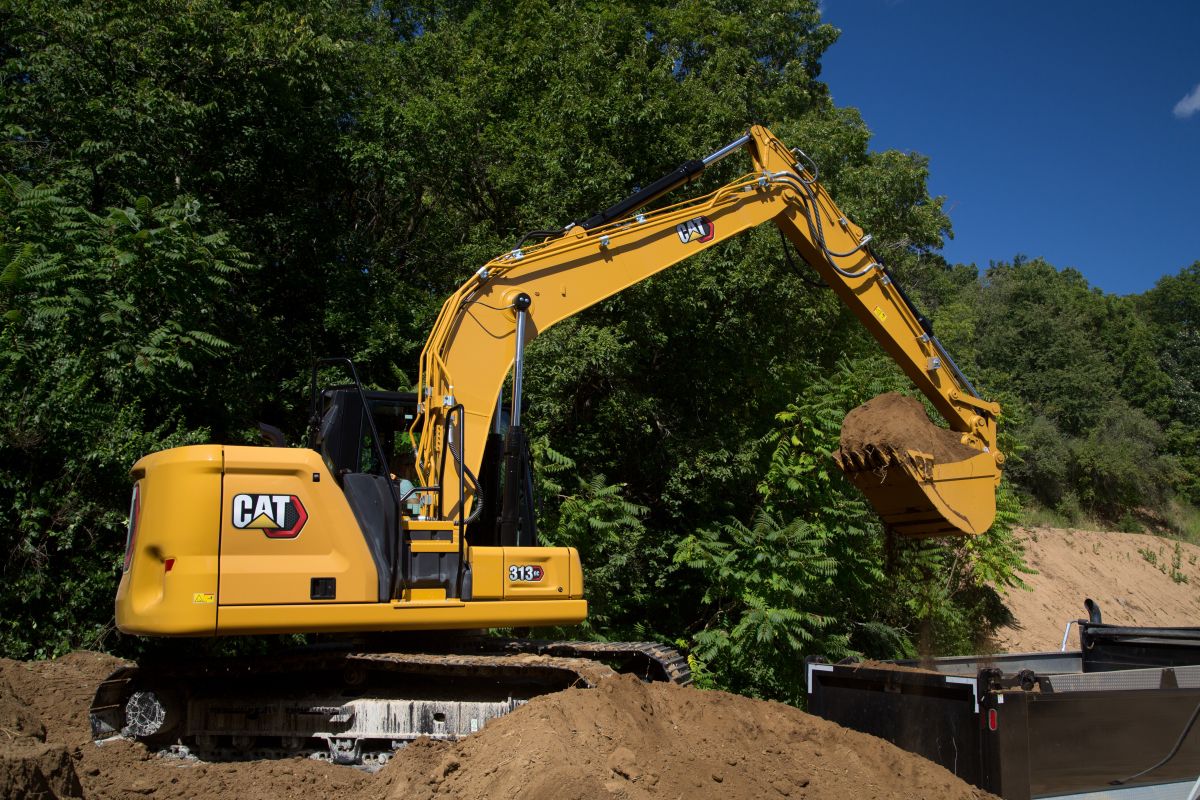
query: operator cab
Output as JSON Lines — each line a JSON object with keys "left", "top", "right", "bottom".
{"left": 311, "top": 387, "right": 422, "bottom": 488}
{"left": 310, "top": 383, "right": 461, "bottom": 600}
{"left": 305, "top": 359, "right": 540, "bottom": 601}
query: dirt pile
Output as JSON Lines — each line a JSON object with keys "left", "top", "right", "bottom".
{"left": 368, "top": 674, "right": 993, "bottom": 800}
{"left": 0, "top": 667, "right": 82, "bottom": 800}
{"left": 0, "top": 651, "right": 996, "bottom": 800}
{"left": 838, "top": 393, "right": 976, "bottom": 465}
{"left": 1, "top": 652, "right": 371, "bottom": 800}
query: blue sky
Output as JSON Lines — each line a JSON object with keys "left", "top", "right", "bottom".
{"left": 818, "top": 1, "right": 1200, "bottom": 296}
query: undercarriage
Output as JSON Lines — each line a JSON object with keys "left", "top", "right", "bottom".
{"left": 89, "top": 638, "right": 690, "bottom": 766}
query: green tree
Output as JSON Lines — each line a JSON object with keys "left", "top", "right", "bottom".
{"left": 679, "top": 354, "right": 1027, "bottom": 700}
{"left": 954, "top": 257, "right": 1177, "bottom": 520}
{"left": 1142, "top": 263, "right": 1200, "bottom": 504}
{"left": 0, "top": 178, "right": 250, "bottom": 657}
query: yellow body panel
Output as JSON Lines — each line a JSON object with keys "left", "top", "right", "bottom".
{"left": 116, "top": 445, "right": 587, "bottom": 636}
{"left": 216, "top": 599, "right": 587, "bottom": 635}
{"left": 116, "top": 446, "right": 222, "bottom": 635}
{"left": 469, "top": 546, "right": 582, "bottom": 599}
{"left": 469, "top": 547, "right": 505, "bottom": 599}
{"left": 219, "top": 446, "right": 377, "bottom": 605}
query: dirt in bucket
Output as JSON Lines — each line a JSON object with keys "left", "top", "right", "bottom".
{"left": 839, "top": 393, "right": 978, "bottom": 464}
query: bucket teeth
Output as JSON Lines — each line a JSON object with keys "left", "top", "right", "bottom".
{"left": 834, "top": 444, "right": 900, "bottom": 474}
{"left": 834, "top": 391, "right": 1001, "bottom": 536}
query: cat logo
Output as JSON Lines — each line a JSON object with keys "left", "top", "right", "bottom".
{"left": 675, "top": 215, "right": 714, "bottom": 244}
{"left": 232, "top": 494, "right": 308, "bottom": 539}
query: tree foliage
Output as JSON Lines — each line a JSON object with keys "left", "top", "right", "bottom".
{"left": 1, "top": 0, "right": 1194, "bottom": 708}
{"left": 677, "top": 355, "right": 1027, "bottom": 702}
{"left": 0, "top": 177, "right": 250, "bottom": 656}
{"left": 939, "top": 257, "right": 1183, "bottom": 521}
{"left": 1141, "top": 263, "right": 1200, "bottom": 505}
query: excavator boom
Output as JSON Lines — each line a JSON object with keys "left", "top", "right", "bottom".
{"left": 414, "top": 126, "right": 1002, "bottom": 538}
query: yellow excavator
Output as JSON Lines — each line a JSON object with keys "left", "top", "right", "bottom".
{"left": 90, "top": 126, "right": 1002, "bottom": 765}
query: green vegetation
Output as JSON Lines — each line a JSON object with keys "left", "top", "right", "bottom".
{"left": 0, "top": 1, "right": 1194, "bottom": 703}
{"left": 1137, "top": 542, "right": 1190, "bottom": 584}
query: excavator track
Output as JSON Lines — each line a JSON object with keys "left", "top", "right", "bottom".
{"left": 484, "top": 638, "right": 693, "bottom": 686}
{"left": 90, "top": 639, "right": 689, "bottom": 767}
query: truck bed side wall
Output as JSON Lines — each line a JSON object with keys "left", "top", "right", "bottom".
{"left": 808, "top": 661, "right": 1200, "bottom": 800}
{"left": 806, "top": 664, "right": 990, "bottom": 791}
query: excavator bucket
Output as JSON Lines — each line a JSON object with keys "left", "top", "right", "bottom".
{"left": 833, "top": 394, "right": 1000, "bottom": 537}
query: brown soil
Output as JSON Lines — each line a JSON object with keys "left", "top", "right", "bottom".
{"left": 839, "top": 393, "right": 977, "bottom": 464}
{"left": 0, "top": 668, "right": 82, "bottom": 800}
{"left": 0, "top": 652, "right": 996, "bottom": 800}
{"left": 0, "top": 652, "right": 371, "bottom": 800}
{"left": 995, "top": 527, "right": 1200, "bottom": 652}
{"left": 369, "top": 674, "right": 992, "bottom": 800}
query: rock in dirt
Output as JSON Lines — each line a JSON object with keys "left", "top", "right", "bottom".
{"left": 839, "top": 392, "right": 977, "bottom": 464}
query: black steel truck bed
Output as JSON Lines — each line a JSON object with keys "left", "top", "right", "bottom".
{"left": 806, "top": 619, "right": 1200, "bottom": 799}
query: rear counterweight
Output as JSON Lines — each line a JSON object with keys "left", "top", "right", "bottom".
{"left": 116, "top": 445, "right": 223, "bottom": 635}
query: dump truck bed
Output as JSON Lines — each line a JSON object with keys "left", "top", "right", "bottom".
{"left": 807, "top": 621, "right": 1200, "bottom": 800}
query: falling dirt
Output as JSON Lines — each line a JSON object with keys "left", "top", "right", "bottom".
{"left": 0, "top": 652, "right": 996, "bottom": 800}
{"left": 838, "top": 393, "right": 977, "bottom": 464}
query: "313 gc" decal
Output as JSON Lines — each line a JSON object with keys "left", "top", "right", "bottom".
{"left": 509, "top": 564, "right": 544, "bottom": 582}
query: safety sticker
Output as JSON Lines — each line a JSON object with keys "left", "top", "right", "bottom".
{"left": 192, "top": 592, "right": 215, "bottom": 604}
{"left": 873, "top": 306, "right": 887, "bottom": 323}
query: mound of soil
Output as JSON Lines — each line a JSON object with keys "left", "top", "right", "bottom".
{"left": 0, "top": 652, "right": 996, "bottom": 800}
{"left": 839, "top": 393, "right": 977, "bottom": 464}
{"left": 369, "top": 674, "right": 993, "bottom": 800}
{"left": 1, "top": 653, "right": 370, "bottom": 800}
{"left": 0, "top": 668, "right": 82, "bottom": 800}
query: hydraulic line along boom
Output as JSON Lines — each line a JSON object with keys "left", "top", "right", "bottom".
{"left": 414, "top": 126, "right": 1002, "bottom": 538}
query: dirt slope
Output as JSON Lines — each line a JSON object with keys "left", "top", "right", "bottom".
{"left": 0, "top": 652, "right": 995, "bottom": 800}
{"left": 996, "top": 527, "right": 1200, "bottom": 652}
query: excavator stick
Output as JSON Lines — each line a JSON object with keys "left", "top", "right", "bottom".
{"left": 833, "top": 393, "right": 1001, "bottom": 537}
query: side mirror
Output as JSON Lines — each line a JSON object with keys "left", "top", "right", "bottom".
{"left": 258, "top": 422, "right": 286, "bottom": 447}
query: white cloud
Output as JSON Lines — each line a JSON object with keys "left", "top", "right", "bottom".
{"left": 1174, "top": 83, "right": 1200, "bottom": 119}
